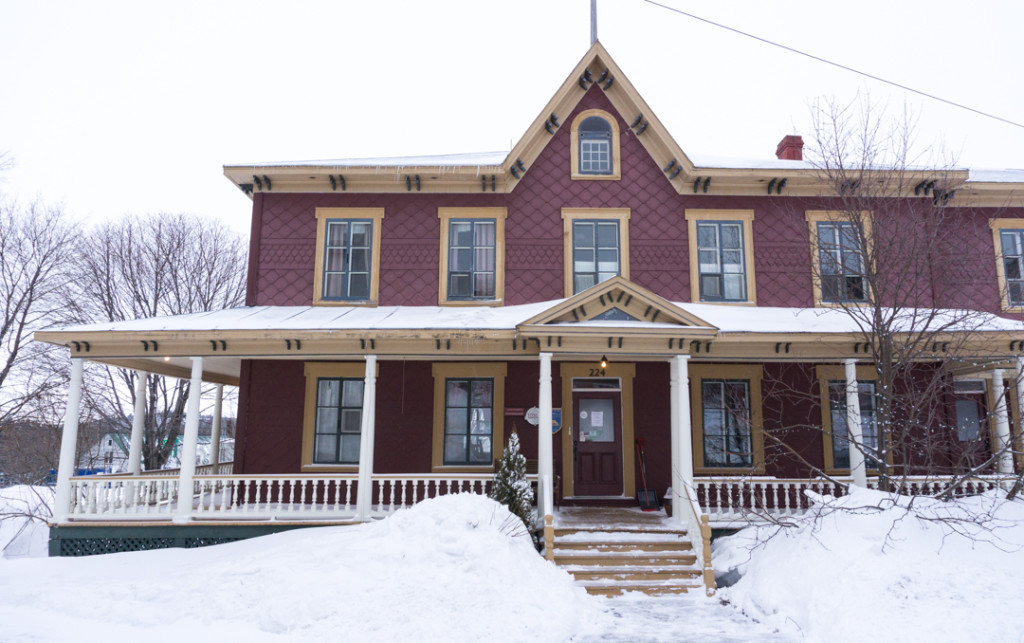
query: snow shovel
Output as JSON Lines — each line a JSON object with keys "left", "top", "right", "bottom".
{"left": 635, "top": 439, "right": 659, "bottom": 511}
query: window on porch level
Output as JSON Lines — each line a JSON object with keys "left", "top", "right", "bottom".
{"left": 701, "top": 379, "right": 753, "bottom": 467}
{"left": 443, "top": 378, "right": 494, "bottom": 466}
{"left": 827, "top": 380, "right": 879, "bottom": 469}
{"left": 313, "top": 377, "right": 364, "bottom": 464}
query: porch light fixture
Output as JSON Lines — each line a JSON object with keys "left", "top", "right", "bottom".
{"left": 163, "top": 356, "right": 171, "bottom": 362}
{"left": 600, "top": 355, "right": 608, "bottom": 369}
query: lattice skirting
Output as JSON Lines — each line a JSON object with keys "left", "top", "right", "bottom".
{"left": 49, "top": 524, "right": 329, "bottom": 557}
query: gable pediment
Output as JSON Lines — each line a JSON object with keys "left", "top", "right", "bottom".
{"left": 504, "top": 41, "right": 698, "bottom": 195}
{"left": 518, "top": 276, "right": 716, "bottom": 331}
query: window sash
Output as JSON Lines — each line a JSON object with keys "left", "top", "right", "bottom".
{"left": 696, "top": 221, "right": 747, "bottom": 301}
{"left": 443, "top": 378, "right": 494, "bottom": 465}
{"left": 572, "top": 220, "right": 620, "bottom": 294}
{"left": 827, "top": 380, "right": 878, "bottom": 469}
{"left": 322, "top": 219, "right": 373, "bottom": 301}
{"left": 313, "top": 377, "right": 364, "bottom": 464}
{"left": 447, "top": 219, "right": 496, "bottom": 300}
{"left": 817, "top": 221, "right": 867, "bottom": 302}
{"left": 1001, "top": 230, "right": 1024, "bottom": 306}
{"left": 578, "top": 116, "right": 613, "bottom": 175}
{"left": 701, "top": 379, "right": 752, "bottom": 467}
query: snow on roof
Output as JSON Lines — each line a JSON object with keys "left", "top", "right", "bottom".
{"left": 687, "top": 152, "right": 813, "bottom": 171}
{"left": 968, "top": 168, "right": 1024, "bottom": 183}
{"left": 39, "top": 302, "right": 1024, "bottom": 336}
{"left": 226, "top": 151, "right": 508, "bottom": 169}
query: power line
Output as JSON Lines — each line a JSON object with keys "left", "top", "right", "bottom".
{"left": 640, "top": 0, "right": 1024, "bottom": 130}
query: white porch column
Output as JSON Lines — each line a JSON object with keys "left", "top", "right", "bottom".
{"left": 53, "top": 358, "right": 84, "bottom": 523}
{"left": 992, "top": 368, "right": 1014, "bottom": 475}
{"left": 538, "top": 353, "right": 554, "bottom": 515}
{"left": 356, "top": 355, "right": 378, "bottom": 522}
{"left": 1014, "top": 356, "right": 1024, "bottom": 475}
{"left": 173, "top": 357, "right": 204, "bottom": 523}
{"left": 844, "top": 359, "right": 868, "bottom": 488}
{"left": 127, "top": 371, "right": 147, "bottom": 475}
{"left": 209, "top": 383, "right": 224, "bottom": 466}
{"left": 671, "top": 354, "right": 693, "bottom": 525}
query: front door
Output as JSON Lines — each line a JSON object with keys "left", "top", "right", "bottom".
{"left": 573, "top": 390, "right": 623, "bottom": 496}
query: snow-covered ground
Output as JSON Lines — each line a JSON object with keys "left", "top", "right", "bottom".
{"left": 714, "top": 487, "right": 1024, "bottom": 643}
{"left": 0, "top": 485, "right": 53, "bottom": 558}
{"left": 4, "top": 485, "right": 1021, "bottom": 641}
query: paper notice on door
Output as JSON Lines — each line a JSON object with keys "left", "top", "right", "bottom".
{"left": 591, "top": 411, "right": 604, "bottom": 427}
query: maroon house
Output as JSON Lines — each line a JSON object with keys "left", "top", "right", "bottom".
{"left": 38, "top": 42, "right": 1024, "bottom": 594}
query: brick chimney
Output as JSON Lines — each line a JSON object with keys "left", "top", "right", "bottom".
{"left": 775, "top": 135, "right": 804, "bottom": 161}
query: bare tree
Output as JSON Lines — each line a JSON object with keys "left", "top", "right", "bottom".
{"left": 0, "top": 199, "right": 79, "bottom": 435}
{"left": 761, "top": 96, "right": 1017, "bottom": 497}
{"left": 68, "top": 213, "right": 247, "bottom": 470}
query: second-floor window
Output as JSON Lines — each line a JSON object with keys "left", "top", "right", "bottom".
{"left": 572, "top": 219, "right": 620, "bottom": 294}
{"left": 447, "top": 219, "right": 496, "bottom": 300}
{"left": 697, "top": 221, "right": 747, "bottom": 301}
{"left": 817, "top": 221, "right": 867, "bottom": 303}
{"left": 322, "top": 219, "right": 373, "bottom": 301}
{"left": 999, "top": 229, "right": 1024, "bottom": 306}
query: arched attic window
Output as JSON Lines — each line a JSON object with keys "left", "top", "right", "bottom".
{"left": 570, "top": 109, "right": 621, "bottom": 180}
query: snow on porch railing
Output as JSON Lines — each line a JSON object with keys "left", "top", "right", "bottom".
{"left": 697, "top": 475, "right": 1014, "bottom": 524}
{"left": 65, "top": 472, "right": 526, "bottom": 520}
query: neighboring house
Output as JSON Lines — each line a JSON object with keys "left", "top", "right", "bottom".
{"left": 36, "top": 43, "right": 1024, "bottom": 585}
{"left": 80, "top": 432, "right": 130, "bottom": 473}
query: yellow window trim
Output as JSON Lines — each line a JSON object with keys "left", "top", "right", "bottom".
{"left": 559, "top": 362, "right": 636, "bottom": 499}
{"left": 561, "top": 208, "right": 631, "bottom": 298}
{"left": 988, "top": 218, "right": 1024, "bottom": 313}
{"left": 684, "top": 210, "right": 757, "bottom": 305}
{"left": 431, "top": 362, "right": 507, "bottom": 472}
{"left": 690, "top": 363, "right": 765, "bottom": 475}
{"left": 313, "top": 207, "right": 385, "bottom": 306}
{"left": 570, "top": 108, "right": 622, "bottom": 181}
{"left": 437, "top": 207, "right": 507, "bottom": 306}
{"left": 816, "top": 364, "right": 878, "bottom": 475}
{"left": 805, "top": 210, "right": 873, "bottom": 308}
{"left": 301, "top": 361, "right": 378, "bottom": 472}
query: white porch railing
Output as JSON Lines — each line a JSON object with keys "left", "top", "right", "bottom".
{"left": 66, "top": 472, "right": 523, "bottom": 521}
{"left": 97, "top": 462, "right": 235, "bottom": 478}
{"left": 696, "top": 475, "right": 1015, "bottom": 524}
{"left": 680, "top": 481, "right": 715, "bottom": 596}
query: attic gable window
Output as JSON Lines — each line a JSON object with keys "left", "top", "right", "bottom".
{"left": 570, "top": 109, "right": 621, "bottom": 180}
{"left": 313, "top": 208, "right": 385, "bottom": 306}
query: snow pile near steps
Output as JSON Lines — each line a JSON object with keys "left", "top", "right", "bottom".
{"left": 713, "top": 487, "right": 1024, "bottom": 643}
{"left": 0, "top": 485, "right": 53, "bottom": 558}
{"left": 0, "top": 494, "right": 600, "bottom": 642}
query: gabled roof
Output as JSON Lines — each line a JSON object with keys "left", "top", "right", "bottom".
{"left": 518, "top": 276, "right": 714, "bottom": 330}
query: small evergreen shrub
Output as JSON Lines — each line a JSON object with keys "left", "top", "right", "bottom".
{"left": 489, "top": 433, "right": 536, "bottom": 543}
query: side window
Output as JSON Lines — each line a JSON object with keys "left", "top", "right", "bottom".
{"left": 999, "top": 228, "right": 1024, "bottom": 307}
{"left": 806, "top": 211, "right": 872, "bottom": 307}
{"left": 572, "top": 219, "right": 620, "bottom": 294}
{"left": 313, "top": 378, "right": 364, "bottom": 464}
{"left": 443, "top": 378, "right": 494, "bottom": 465}
{"left": 322, "top": 219, "right": 372, "bottom": 301}
{"left": 826, "top": 380, "right": 878, "bottom": 469}
{"left": 701, "top": 379, "right": 752, "bottom": 467}
{"left": 570, "top": 109, "right": 621, "bottom": 180}
{"left": 313, "top": 208, "right": 384, "bottom": 306}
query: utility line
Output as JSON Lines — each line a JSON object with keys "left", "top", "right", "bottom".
{"left": 641, "top": 0, "right": 1024, "bottom": 130}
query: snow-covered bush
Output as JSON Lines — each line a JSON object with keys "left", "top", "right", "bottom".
{"left": 489, "top": 433, "right": 535, "bottom": 542}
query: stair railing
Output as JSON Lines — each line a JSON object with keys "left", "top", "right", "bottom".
{"left": 681, "top": 480, "right": 716, "bottom": 596}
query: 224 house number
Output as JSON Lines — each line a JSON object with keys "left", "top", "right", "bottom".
{"left": 588, "top": 368, "right": 606, "bottom": 376}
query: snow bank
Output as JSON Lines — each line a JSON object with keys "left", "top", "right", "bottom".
{"left": 714, "top": 487, "right": 1024, "bottom": 643}
{"left": 0, "top": 494, "right": 599, "bottom": 642}
{"left": 0, "top": 485, "right": 53, "bottom": 558}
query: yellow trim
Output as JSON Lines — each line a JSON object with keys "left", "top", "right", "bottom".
{"left": 570, "top": 108, "right": 622, "bottom": 181}
{"left": 805, "top": 210, "right": 874, "bottom": 308}
{"left": 684, "top": 210, "right": 757, "bottom": 305}
{"left": 690, "top": 364, "right": 764, "bottom": 475}
{"left": 816, "top": 364, "right": 877, "bottom": 475}
{"left": 437, "top": 207, "right": 507, "bottom": 306}
{"left": 988, "top": 219, "right": 1024, "bottom": 313}
{"left": 313, "top": 208, "right": 385, "bottom": 306}
{"left": 561, "top": 208, "right": 631, "bottom": 297}
{"left": 559, "top": 362, "right": 636, "bottom": 498}
{"left": 301, "top": 362, "right": 378, "bottom": 472}
{"left": 431, "top": 362, "right": 507, "bottom": 472}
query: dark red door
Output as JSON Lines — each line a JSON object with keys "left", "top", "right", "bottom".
{"left": 573, "top": 391, "right": 623, "bottom": 496}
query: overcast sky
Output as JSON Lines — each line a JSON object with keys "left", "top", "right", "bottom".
{"left": 1, "top": 0, "right": 1022, "bottom": 233}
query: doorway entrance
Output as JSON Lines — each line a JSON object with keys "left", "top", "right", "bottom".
{"left": 572, "top": 378, "right": 623, "bottom": 496}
